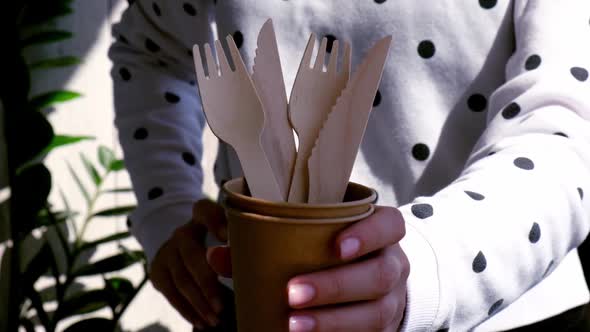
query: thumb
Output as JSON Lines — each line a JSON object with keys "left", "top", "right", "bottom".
{"left": 206, "top": 245, "right": 232, "bottom": 278}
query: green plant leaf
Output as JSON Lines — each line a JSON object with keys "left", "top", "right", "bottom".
{"left": 29, "top": 90, "right": 81, "bottom": 111}
{"left": 91, "top": 205, "right": 135, "bottom": 218}
{"left": 11, "top": 111, "right": 54, "bottom": 169}
{"left": 101, "top": 188, "right": 133, "bottom": 194}
{"left": 98, "top": 146, "right": 116, "bottom": 171}
{"left": 109, "top": 159, "right": 125, "bottom": 171}
{"left": 13, "top": 164, "right": 52, "bottom": 233}
{"left": 22, "top": 30, "right": 73, "bottom": 47}
{"left": 105, "top": 277, "right": 135, "bottom": 307}
{"left": 77, "top": 232, "right": 131, "bottom": 255}
{"left": 72, "top": 252, "right": 143, "bottom": 277}
{"left": 36, "top": 209, "right": 78, "bottom": 227}
{"left": 63, "top": 318, "right": 114, "bottom": 332}
{"left": 66, "top": 162, "right": 90, "bottom": 204}
{"left": 42, "top": 135, "right": 94, "bottom": 155}
{"left": 22, "top": 243, "right": 53, "bottom": 284}
{"left": 29, "top": 56, "right": 81, "bottom": 70}
{"left": 105, "top": 277, "right": 134, "bottom": 294}
{"left": 57, "top": 289, "right": 114, "bottom": 319}
{"left": 80, "top": 153, "right": 101, "bottom": 186}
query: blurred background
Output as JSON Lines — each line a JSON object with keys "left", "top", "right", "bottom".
{"left": 0, "top": 0, "right": 219, "bottom": 331}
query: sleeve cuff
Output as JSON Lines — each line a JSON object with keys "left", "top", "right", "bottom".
{"left": 398, "top": 222, "right": 441, "bottom": 331}
{"left": 130, "top": 201, "right": 195, "bottom": 265}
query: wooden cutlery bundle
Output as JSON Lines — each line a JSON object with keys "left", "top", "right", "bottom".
{"left": 192, "top": 19, "right": 391, "bottom": 204}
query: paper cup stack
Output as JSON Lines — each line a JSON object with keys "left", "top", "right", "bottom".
{"left": 222, "top": 178, "right": 377, "bottom": 332}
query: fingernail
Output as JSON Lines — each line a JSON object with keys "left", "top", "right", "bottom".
{"left": 340, "top": 237, "right": 360, "bottom": 259}
{"left": 290, "top": 315, "right": 315, "bottom": 332}
{"left": 212, "top": 297, "right": 224, "bottom": 314}
{"left": 207, "top": 313, "right": 219, "bottom": 327}
{"left": 288, "top": 284, "right": 315, "bottom": 306}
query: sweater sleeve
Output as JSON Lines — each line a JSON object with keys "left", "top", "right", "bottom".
{"left": 399, "top": 1, "right": 590, "bottom": 330}
{"left": 108, "top": 1, "right": 215, "bottom": 263}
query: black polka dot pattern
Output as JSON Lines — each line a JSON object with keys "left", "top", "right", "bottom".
{"left": 325, "top": 34, "right": 337, "bottom": 53}
{"left": 375, "top": 0, "right": 387, "bottom": 3}
{"left": 488, "top": 151, "right": 496, "bottom": 156}
{"left": 148, "top": 187, "right": 164, "bottom": 200}
{"left": 152, "top": 2, "right": 161, "bottom": 16}
{"left": 119, "top": 67, "right": 131, "bottom": 81}
{"left": 554, "top": 132, "right": 568, "bottom": 138}
{"left": 145, "top": 38, "right": 161, "bottom": 53}
{"left": 468, "top": 94, "right": 487, "bottom": 112}
{"left": 571, "top": 67, "right": 589, "bottom": 82}
{"left": 529, "top": 222, "right": 541, "bottom": 243}
{"left": 182, "top": 152, "right": 196, "bottom": 165}
{"left": 411, "top": 203, "right": 433, "bottom": 219}
{"left": 524, "top": 54, "right": 541, "bottom": 70}
{"left": 479, "top": 0, "right": 497, "bottom": 9}
{"left": 165, "top": 92, "right": 181, "bottom": 103}
{"left": 233, "top": 31, "right": 244, "bottom": 49}
{"left": 472, "top": 251, "right": 487, "bottom": 273}
{"left": 412, "top": 143, "right": 430, "bottom": 161}
{"left": 418, "top": 40, "right": 436, "bottom": 59}
{"left": 578, "top": 187, "right": 584, "bottom": 199}
{"left": 133, "top": 127, "right": 149, "bottom": 140}
{"left": 126, "top": 218, "right": 132, "bottom": 228}
{"left": 183, "top": 2, "right": 197, "bottom": 16}
{"left": 465, "top": 190, "right": 485, "bottom": 201}
{"left": 373, "top": 90, "right": 382, "bottom": 107}
{"left": 514, "top": 157, "right": 534, "bottom": 170}
{"left": 488, "top": 299, "right": 504, "bottom": 316}
{"left": 119, "top": 34, "right": 129, "bottom": 44}
{"left": 502, "top": 102, "right": 521, "bottom": 119}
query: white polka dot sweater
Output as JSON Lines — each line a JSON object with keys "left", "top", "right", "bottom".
{"left": 109, "top": 1, "right": 590, "bottom": 330}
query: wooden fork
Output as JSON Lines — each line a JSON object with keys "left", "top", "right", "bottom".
{"left": 287, "top": 34, "right": 351, "bottom": 203}
{"left": 193, "top": 36, "right": 283, "bottom": 201}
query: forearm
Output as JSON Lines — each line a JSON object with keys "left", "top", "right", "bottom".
{"left": 109, "top": 1, "right": 215, "bottom": 263}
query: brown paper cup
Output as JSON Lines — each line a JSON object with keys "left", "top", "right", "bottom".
{"left": 222, "top": 179, "right": 377, "bottom": 332}
{"left": 222, "top": 177, "right": 377, "bottom": 218}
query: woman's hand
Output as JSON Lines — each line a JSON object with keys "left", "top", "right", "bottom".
{"left": 287, "top": 206, "right": 410, "bottom": 332}
{"left": 149, "top": 199, "right": 231, "bottom": 330}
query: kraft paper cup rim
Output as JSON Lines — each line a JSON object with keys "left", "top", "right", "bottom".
{"left": 222, "top": 177, "right": 377, "bottom": 207}
{"left": 226, "top": 204, "right": 375, "bottom": 225}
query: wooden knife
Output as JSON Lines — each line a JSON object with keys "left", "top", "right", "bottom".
{"left": 252, "top": 19, "right": 296, "bottom": 201}
{"left": 307, "top": 36, "right": 392, "bottom": 204}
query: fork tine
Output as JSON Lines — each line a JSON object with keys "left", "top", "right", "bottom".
{"left": 204, "top": 43, "right": 218, "bottom": 77}
{"left": 214, "top": 40, "right": 231, "bottom": 74}
{"left": 342, "top": 41, "right": 352, "bottom": 76}
{"left": 192, "top": 44, "right": 207, "bottom": 81}
{"left": 314, "top": 37, "right": 328, "bottom": 71}
{"left": 301, "top": 33, "right": 316, "bottom": 69}
{"left": 226, "top": 35, "right": 248, "bottom": 74}
{"left": 327, "top": 39, "right": 339, "bottom": 73}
